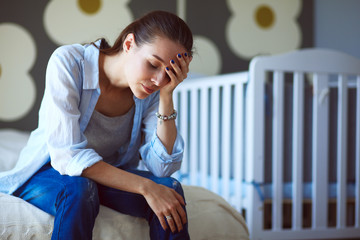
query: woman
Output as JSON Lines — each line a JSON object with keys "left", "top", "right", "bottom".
{"left": 0, "top": 10, "right": 193, "bottom": 239}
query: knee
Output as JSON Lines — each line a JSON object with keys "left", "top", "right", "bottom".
{"left": 62, "top": 177, "right": 100, "bottom": 212}
{"left": 161, "top": 177, "right": 185, "bottom": 197}
{"left": 73, "top": 177, "right": 99, "bottom": 204}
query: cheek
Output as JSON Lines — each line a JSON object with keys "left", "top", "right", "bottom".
{"left": 126, "top": 62, "right": 144, "bottom": 82}
{"left": 139, "top": 66, "right": 151, "bottom": 78}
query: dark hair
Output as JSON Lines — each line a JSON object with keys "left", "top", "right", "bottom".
{"left": 94, "top": 10, "right": 193, "bottom": 56}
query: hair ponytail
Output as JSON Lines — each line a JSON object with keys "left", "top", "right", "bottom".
{"left": 92, "top": 11, "right": 193, "bottom": 56}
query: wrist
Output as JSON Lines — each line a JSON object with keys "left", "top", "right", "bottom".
{"left": 139, "top": 178, "right": 155, "bottom": 196}
{"left": 158, "top": 92, "right": 174, "bottom": 116}
{"left": 156, "top": 110, "right": 177, "bottom": 121}
{"left": 159, "top": 90, "right": 173, "bottom": 102}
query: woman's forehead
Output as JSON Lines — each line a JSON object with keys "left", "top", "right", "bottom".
{"left": 141, "top": 37, "right": 186, "bottom": 61}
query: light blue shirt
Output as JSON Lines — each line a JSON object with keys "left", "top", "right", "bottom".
{"left": 0, "top": 41, "right": 184, "bottom": 195}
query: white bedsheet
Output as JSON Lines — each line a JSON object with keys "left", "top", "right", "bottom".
{"left": 0, "top": 129, "right": 249, "bottom": 240}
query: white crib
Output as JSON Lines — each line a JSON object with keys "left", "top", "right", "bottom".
{"left": 173, "top": 48, "right": 360, "bottom": 239}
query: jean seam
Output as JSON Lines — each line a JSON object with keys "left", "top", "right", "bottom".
{"left": 54, "top": 183, "right": 68, "bottom": 240}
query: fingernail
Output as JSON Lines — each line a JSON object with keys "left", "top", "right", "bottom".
{"left": 166, "top": 67, "right": 169, "bottom": 71}
{"left": 184, "top": 53, "right": 188, "bottom": 57}
{"left": 177, "top": 54, "right": 182, "bottom": 58}
{"left": 171, "top": 60, "right": 175, "bottom": 64}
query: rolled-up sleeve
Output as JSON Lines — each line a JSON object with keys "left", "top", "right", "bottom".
{"left": 44, "top": 47, "right": 102, "bottom": 176}
{"left": 138, "top": 94, "right": 184, "bottom": 177}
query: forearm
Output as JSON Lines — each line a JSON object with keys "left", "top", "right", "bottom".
{"left": 156, "top": 92, "right": 177, "bottom": 154}
{"left": 81, "top": 161, "right": 153, "bottom": 195}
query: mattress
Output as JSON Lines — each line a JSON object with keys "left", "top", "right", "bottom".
{"left": 178, "top": 173, "right": 356, "bottom": 201}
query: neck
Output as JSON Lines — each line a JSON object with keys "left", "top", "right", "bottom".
{"left": 99, "top": 52, "right": 128, "bottom": 91}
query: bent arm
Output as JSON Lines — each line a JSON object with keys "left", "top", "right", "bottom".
{"left": 44, "top": 46, "right": 102, "bottom": 176}
{"left": 82, "top": 161, "right": 152, "bottom": 194}
{"left": 156, "top": 93, "right": 177, "bottom": 154}
{"left": 157, "top": 53, "right": 192, "bottom": 154}
{"left": 81, "top": 160, "right": 187, "bottom": 232}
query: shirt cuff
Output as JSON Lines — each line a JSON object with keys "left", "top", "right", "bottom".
{"left": 65, "top": 149, "right": 102, "bottom": 176}
{"left": 150, "top": 131, "right": 184, "bottom": 163}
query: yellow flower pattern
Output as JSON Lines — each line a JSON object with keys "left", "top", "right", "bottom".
{"left": 0, "top": 1, "right": 313, "bottom": 126}
{"left": 226, "top": 0, "right": 302, "bottom": 59}
{"left": 44, "top": 0, "right": 133, "bottom": 45}
{"left": 0, "top": 23, "right": 37, "bottom": 121}
{"left": 190, "top": 36, "right": 222, "bottom": 76}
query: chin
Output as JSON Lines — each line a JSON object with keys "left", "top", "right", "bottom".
{"left": 133, "top": 84, "right": 154, "bottom": 99}
{"left": 136, "top": 95, "right": 149, "bottom": 100}
{"left": 133, "top": 91, "right": 150, "bottom": 100}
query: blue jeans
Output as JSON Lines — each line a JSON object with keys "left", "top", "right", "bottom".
{"left": 13, "top": 163, "right": 190, "bottom": 240}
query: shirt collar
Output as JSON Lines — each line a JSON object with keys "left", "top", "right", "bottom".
{"left": 83, "top": 40, "right": 101, "bottom": 90}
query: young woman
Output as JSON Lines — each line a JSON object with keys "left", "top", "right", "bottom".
{"left": 0, "top": 10, "right": 193, "bottom": 239}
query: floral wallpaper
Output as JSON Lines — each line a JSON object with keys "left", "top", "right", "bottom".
{"left": 0, "top": 0, "right": 313, "bottom": 130}
{"left": 227, "top": 0, "right": 302, "bottom": 59}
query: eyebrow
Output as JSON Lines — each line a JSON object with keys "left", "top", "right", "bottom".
{"left": 152, "top": 54, "right": 165, "bottom": 63}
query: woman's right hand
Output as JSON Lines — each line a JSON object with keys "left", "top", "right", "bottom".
{"left": 82, "top": 161, "right": 187, "bottom": 232}
{"left": 141, "top": 180, "right": 187, "bottom": 233}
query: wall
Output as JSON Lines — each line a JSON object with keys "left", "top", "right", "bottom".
{"left": 1, "top": 0, "right": 312, "bottom": 130}
{"left": 314, "top": 0, "right": 360, "bottom": 59}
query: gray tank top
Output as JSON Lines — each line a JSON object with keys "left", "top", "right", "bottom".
{"left": 84, "top": 106, "right": 135, "bottom": 165}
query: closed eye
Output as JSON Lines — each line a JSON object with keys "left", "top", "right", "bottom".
{"left": 148, "top": 62, "right": 158, "bottom": 69}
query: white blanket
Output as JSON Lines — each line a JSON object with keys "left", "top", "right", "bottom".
{"left": 0, "top": 129, "right": 249, "bottom": 240}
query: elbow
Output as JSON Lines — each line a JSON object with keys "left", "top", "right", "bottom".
{"left": 150, "top": 161, "right": 182, "bottom": 178}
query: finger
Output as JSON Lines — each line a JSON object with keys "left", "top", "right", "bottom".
{"left": 165, "top": 67, "right": 177, "bottom": 82}
{"left": 170, "top": 59, "right": 185, "bottom": 79}
{"left": 171, "top": 210, "right": 184, "bottom": 232}
{"left": 165, "top": 67, "right": 184, "bottom": 88}
{"left": 173, "top": 191, "right": 187, "bottom": 225}
{"left": 187, "top": 55, "right": 193, "bottom": 64}
{"left": 177, "top": 53, "right": 189, "bottom": 74}
{"left": 173, "top": 190, "right": 186, "bottom": 206}
{"left": 157, "top": 213, "right": 168, "bottom": 231}
{"left": 172, "top": 190, "right": 187, "bottom": 226}
{"left": 165, "top": 214, "right": 177, "bottom": 233}
{"left": 177, "top": 205, "right": 187, "bottom": 225}
{"left": 184, "top": 53, "right": 192, "bottom": 70}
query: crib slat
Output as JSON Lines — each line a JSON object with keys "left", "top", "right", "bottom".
{"left": 211, "top": 86, "right": 220, "bottom": 194}
{"left": 356, "top": 75, "right": 360, "bottom": 228}
{"left": 234, "top": 83, "right": 245, "bottom": 211}
{"left": 222, "top": 84, "right": 232, "bottom": 202}
{"left": 180, "top": 90, "right": 189, "bottom": 183}
{"left": 174, "top": 92, "right": 179, "bottom": 126}
{"left": 312, "top": 73, "right": 329, "bottom": 228}
{"left": 200, "top": 88, "right": 209, "bottom": 189}
{"left": 292, "top": 72, "right": 304, "bottom": 230}
{"left": 337, "top": 74, "right": 348, "bottom": 228}
{"left": 173, "top": 92, "right": 180, "bottom": 176}
{"left": 190, "top": 89, "right": 199, "bottom": 185}
{"left": 272, "top": 71, "right": 285, "bottom": 230}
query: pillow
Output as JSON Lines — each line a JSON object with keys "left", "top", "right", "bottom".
{"left": 184, "top": 185, "right": 249, "bottom": 240}
{"left": 0, "top": 128, "right": 29, "bottom": 171}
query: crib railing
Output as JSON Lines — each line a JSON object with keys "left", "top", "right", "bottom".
{"left": 247, "top": 49, "right": 360, "bottom": 239}
{"left": 173, "top": 49, "right": 360, "bottom": 240}
{"left": 173, "top": 72, "right": 248, "bottom": 211}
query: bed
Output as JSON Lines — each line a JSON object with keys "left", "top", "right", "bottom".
{"left": 173, "top": 48, "right": 360, "bottom": 239}
{"left": 0, "top": 129, "right": 249, "bottom": 239}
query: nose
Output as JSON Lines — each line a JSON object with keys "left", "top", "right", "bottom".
{"left": 151, "top": 70, "right": 167, "bottom": 86}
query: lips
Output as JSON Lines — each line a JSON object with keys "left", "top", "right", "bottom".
{"left": 141, "top": 84, "right": 155, "bottom": 94}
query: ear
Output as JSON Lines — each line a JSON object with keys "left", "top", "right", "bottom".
{"left": 123, "top": 33, "right": 136, "bottom": 53}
